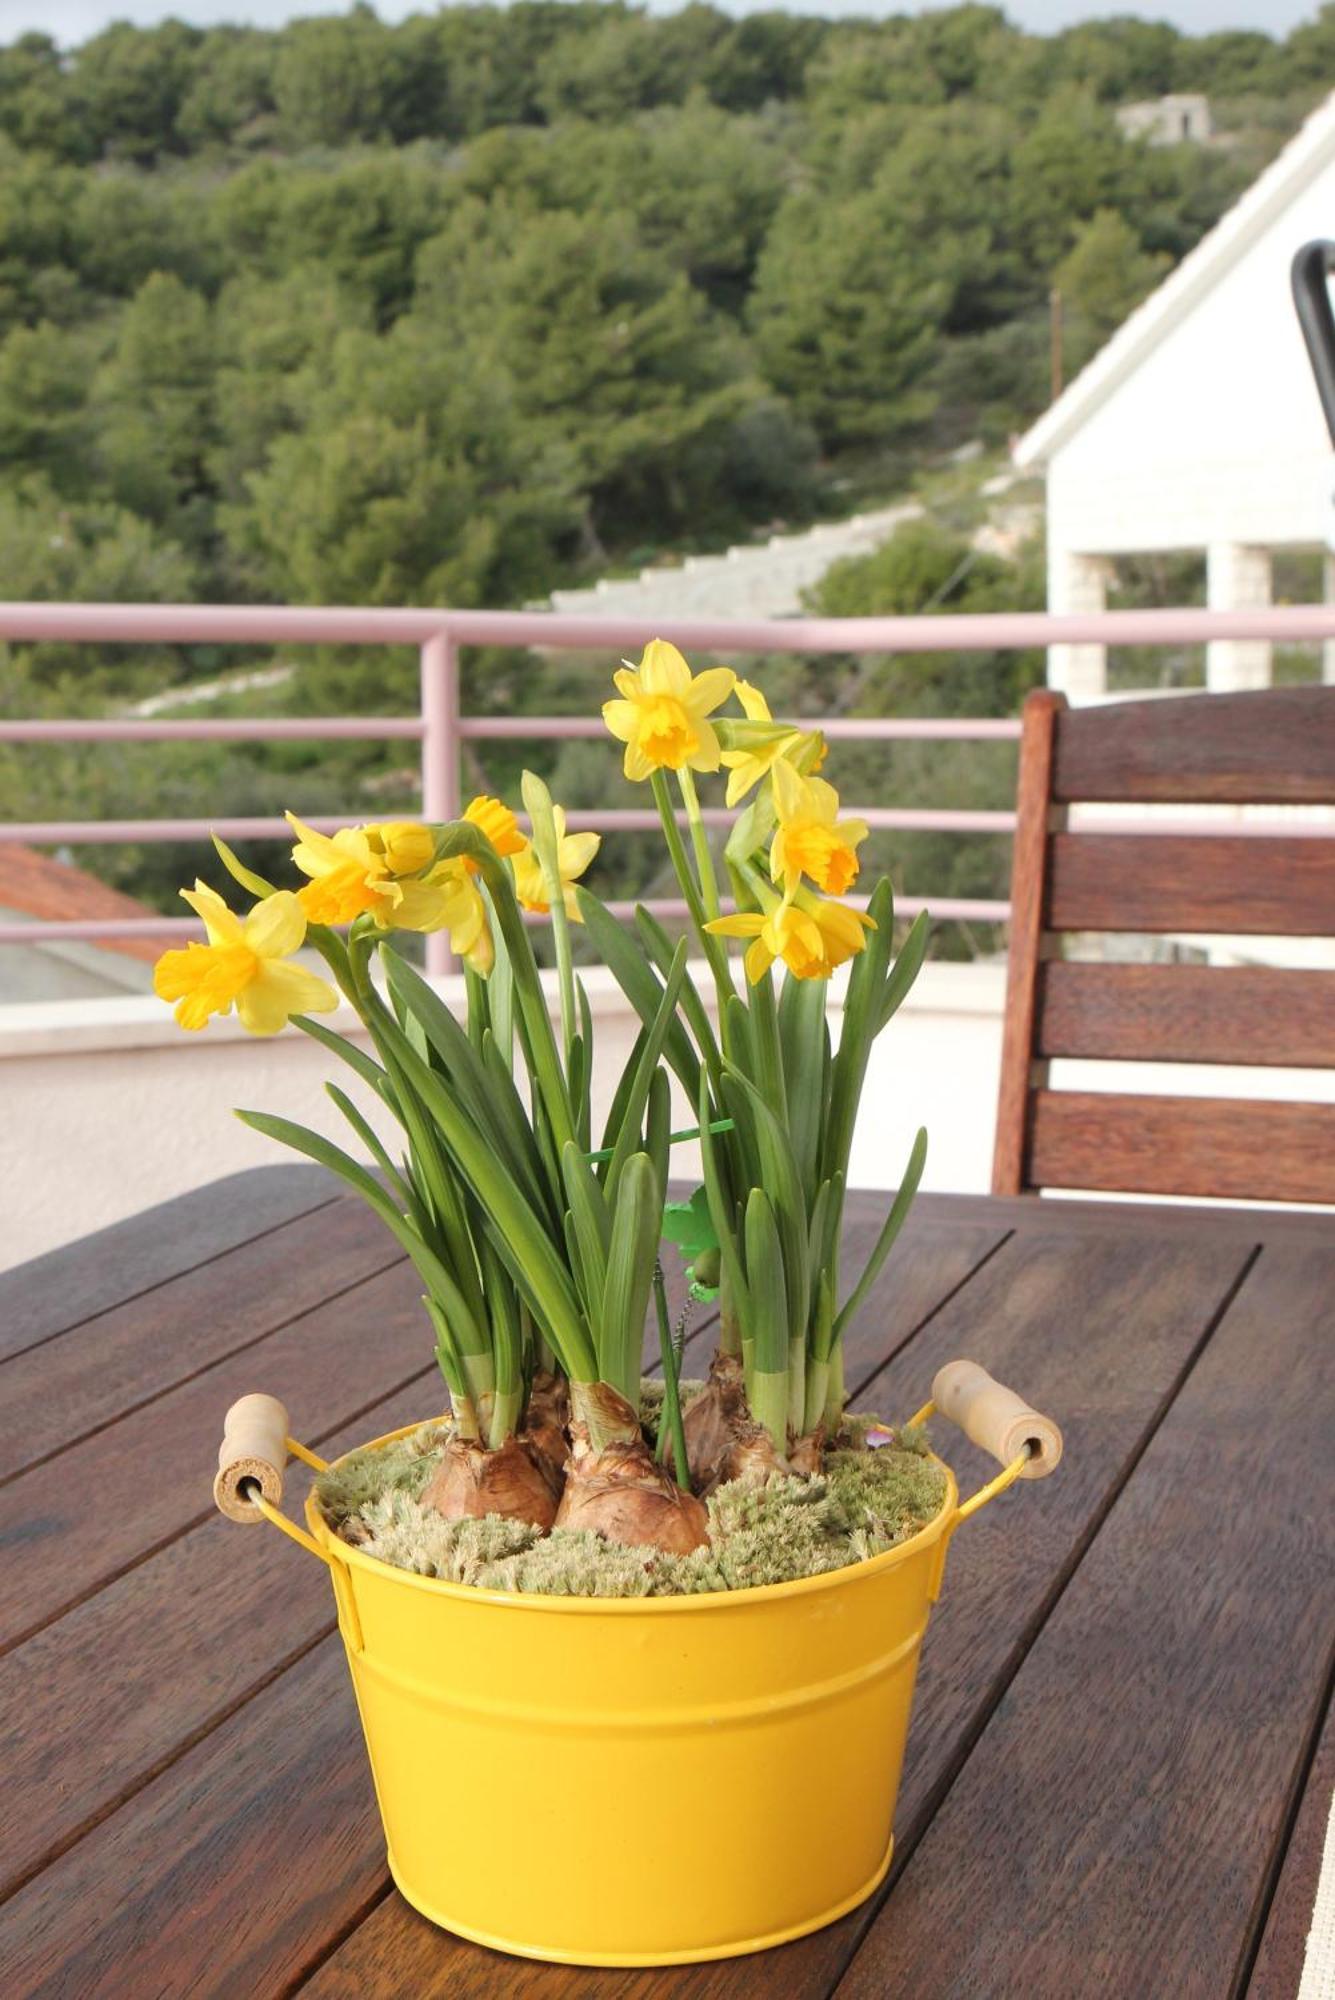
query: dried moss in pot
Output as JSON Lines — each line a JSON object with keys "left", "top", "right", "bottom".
{"left": 314, "top": 1417, "right": 947, "bottom": 1598}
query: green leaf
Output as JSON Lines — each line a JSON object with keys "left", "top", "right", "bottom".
{"left": 697, "top": 1076, "right": 749, "bottom": 1320}
{"left": 363, "top": 1006, "right": 594, "bottom": 1379}
{"left": 601, "top": 938, "right": 689, "bottom": 1207}
{"left": 877, "top": 909, "right": 931, "bottom": 1033}
{"left": 644, "top": 1065, "right": 671, "bottom": 1203}
{"left": 633, "top": 905, "right": 718, "bottom": 1085}
{"left": 576, "top": 887, "right": 700, "bottom": 1099}
{"left": 743, "top": 1187, "right": 788, "bottom": 1376}
{"left": 324, "top": 1083, "right": 410, "bottom": 1204}
{"left": 823, "top": 876, "right": 895, "bottom": 1185}
{"left": 294, "top": 1015, "right": 390, "bottom": 1098}
{"left": 833, "top": 1127, "right": 928, "bottom": 1342}
{"left": 721, "top": 1061, "right": 810, "bottom": 1343}
{"left": 600, "top": 1151, "right": 663, "bottom": 1404}
{"left": 235, "top": 1109, "right": 484, "bottom": 1348}
{"left": 778, "top": 972, "right": 829, "bottom": 1200}
{"left": 561, "top": 1137, "right": 611, "bottom": 1311}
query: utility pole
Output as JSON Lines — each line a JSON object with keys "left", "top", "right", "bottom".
{"left": 1050, "top": 286, "right": 1064, "bottom": 403}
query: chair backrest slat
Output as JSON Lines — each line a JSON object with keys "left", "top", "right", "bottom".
{"left": 993, "top": 686, "right": 1335, "bottom": 1203}
{"left": 1028, "top": 1091, "right": 1335, "bottom": 1205}
{"left": 1053, "top": 686, "right": 1335, "bottom": 804}
{"left": 1036, "top": 962, "right": 1335, "bottom": 1068}
{"left": 1047, "top": 833, "right": 1335, "bottom": 935}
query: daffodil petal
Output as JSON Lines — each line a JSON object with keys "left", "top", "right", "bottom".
{"left": 602, "top": 699, "right": 640, "bottom": 743}
{"left": 770, "top": 756, "right": 808, "bottom": 824}
{"left": 180, "top": 880, "right": 244, "bottom": 946}
{"left": 242, "top": 889, "right": 306, "bottom": 959}
{"left": 236, "top": 960, "right": 338, "bottom": 1035}
{"left": 558, "top": 831, "right": 600, "bottom": 877}
{"left": 684, "top": 667, "right": 736, "bottom": 719}
{"left": 638, "top": 639, "right": 691, "bottom": 697}
{"left": 734, "top": 680, "right": 772, "bottom": 723}
{"left": 705, "top": 913, "right": 765, "bottom": 938}
{"left": 744, "top": 935, "right": 774, "bottom": 984}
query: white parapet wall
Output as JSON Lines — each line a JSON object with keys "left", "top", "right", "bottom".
{"left": 0, "top": 961, "right": 1008, "bottom": 1273}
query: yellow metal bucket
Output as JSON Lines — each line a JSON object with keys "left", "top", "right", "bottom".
{"left": 217, "top": 1361, "right": 1061, "bottom": 1966}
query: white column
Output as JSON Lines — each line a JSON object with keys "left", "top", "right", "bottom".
{"left": 1323, "top": 552, "right": 1335, "bottom": 686}
{"left": 1048, "top": 548, "right": 1113, "bottom": 703}
{"left": 1206, "top": 542, "right": 1272, "bottom": 692}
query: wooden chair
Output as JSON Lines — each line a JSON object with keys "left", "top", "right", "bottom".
{"left": 992, "top": 684, "right": 1335, "bottom": 1203}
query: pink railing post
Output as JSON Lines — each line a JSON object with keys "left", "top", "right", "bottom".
{"left": 420, "top": 632, "right": 461, "bottom": 978}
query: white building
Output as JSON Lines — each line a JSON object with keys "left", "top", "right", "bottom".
{"left": 1016, "top": 91, "right": 1335, "bottom": 703}
{"left": 1115, "top": 95, "right": 1213, "bottom": 147}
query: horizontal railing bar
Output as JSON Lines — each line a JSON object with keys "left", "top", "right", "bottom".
{"left": 0, "top": 717, "right": 423, "bottom": 743}
{"left": 15, "top": 804, "right": 1326, "bottom": 848}
{"left": 2, "top": 601, "right": 1335, "bottom": 652}
{"left": 0, "top": 894, "right": 1011, "bottom": 948}
{"left": 458, "top": 715, "right": 1024, "bottom": 741}
{"left": 0, "top": 816, "right": 372, "bottom": 845}
{"left": 0, "top": 806, "right": 1016, "bottom": 845}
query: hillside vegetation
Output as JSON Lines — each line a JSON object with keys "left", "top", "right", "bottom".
{"left": 0, "top": 3, "right": 1327, "bottom": 934}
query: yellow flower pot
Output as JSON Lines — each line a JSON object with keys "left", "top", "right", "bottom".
{"left": 215, "top": 1363, "right": 1060, "bottom": 1966}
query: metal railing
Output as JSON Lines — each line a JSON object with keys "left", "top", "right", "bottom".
{"left": 3, "top": 599, "right": 1334, "bottom": 976}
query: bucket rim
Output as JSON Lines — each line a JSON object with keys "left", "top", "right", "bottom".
{"left": 304, "top": 1418, "right": 958, "bottom": 1614}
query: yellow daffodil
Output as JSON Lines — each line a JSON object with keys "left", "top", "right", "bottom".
{"left": 365, "top": 821, "right": 436, "bottom": 876}
{"left": 769, "top": 757, "right": 869, "bottom": 899}
{"left": 153, "top": 883, "right": 338, "bottom": 1034}
{"left": 463, "top": 794, "right": 525, "bottom": 866}
{"left": 401, "top": 861, "right": 494, "bottom": 973}
{"left": 287, "top": 814, "right": 402, "bottom": 927}
{"left": 602, "top": 639, "right": 735, "bottom": 781}
{"left": 511, "top": 807, "right": 600, "bottom": 922}
{"left": 719, "top": 681, "right": 827, "bottom": 808}
{"left": 707, "top": 892, "right": 874, "bottom": 985}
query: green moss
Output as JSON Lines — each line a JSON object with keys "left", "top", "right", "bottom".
{"left": 314, "top": 1421, "right": 449, "bottom": 1532}
{"left": 317, "top": 1413, "right": 948, "bottom": 1599}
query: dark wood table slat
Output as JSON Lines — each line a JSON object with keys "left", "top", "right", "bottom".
{"left": 0, "top": 1372, "right": 439, "bottom": 1902}
{"left": 298, "top": 1222, "right": 1255, "bottom": 2000}
{"left": 0, "top": 1198, "right": 403, "bottom": 1487}
{"left": 3, "top": 1177, "right": 1331, "bottom": 2000}
{"left": 0, "top": 1639, "right": 385, "bottom": 2000}
{"left": 0, "top": 1259, "right": 434, "bottom": 1654}
{"left": 839, "top": 1241, "right": 1335, "bottom": 2000}
{"left": 1247, "top": 1684, "right": 1335, "bottom": 1998}
{"left": 0, "top": 1165, "right": 332, "bottom": 1361}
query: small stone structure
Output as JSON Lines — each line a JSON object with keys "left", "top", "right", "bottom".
{"left": 1115, "top": 95, "right": 1212, "bottom": 148}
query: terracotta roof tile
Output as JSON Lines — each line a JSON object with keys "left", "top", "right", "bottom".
{"left": 0, "top": 846, "right": 163, "bottom": 963}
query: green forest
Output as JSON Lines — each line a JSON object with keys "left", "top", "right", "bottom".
{"left": 0, "top": 3, "right": 1329, "bottom": 942}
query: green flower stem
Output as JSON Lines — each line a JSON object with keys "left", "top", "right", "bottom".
{"left": 650, "top": 770, "right": 734, "bottom": 1051}
{"left": 822, "top": 1339, "right": 846, "bottom": 1434}
{"left": 654, "top": 1265, "right": 691, "bottom": 1489}
{"left": 523, "top": 773, "right": 578, "bottom": 1069}
{"left": 678, "top": 767, "right": 721, "bottom": 922}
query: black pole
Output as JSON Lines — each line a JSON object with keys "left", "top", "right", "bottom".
{"left": 1291, "top": 240, "right": 1335, "bottom": 447}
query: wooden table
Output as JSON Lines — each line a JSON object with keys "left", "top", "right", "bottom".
{"left": 1, "top": 1170, "right": 1331, "bottom": 1999}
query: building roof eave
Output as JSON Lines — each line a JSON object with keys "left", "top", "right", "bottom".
{"left": 1014, "top": 89, "right": 1335, "bottom": 471}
